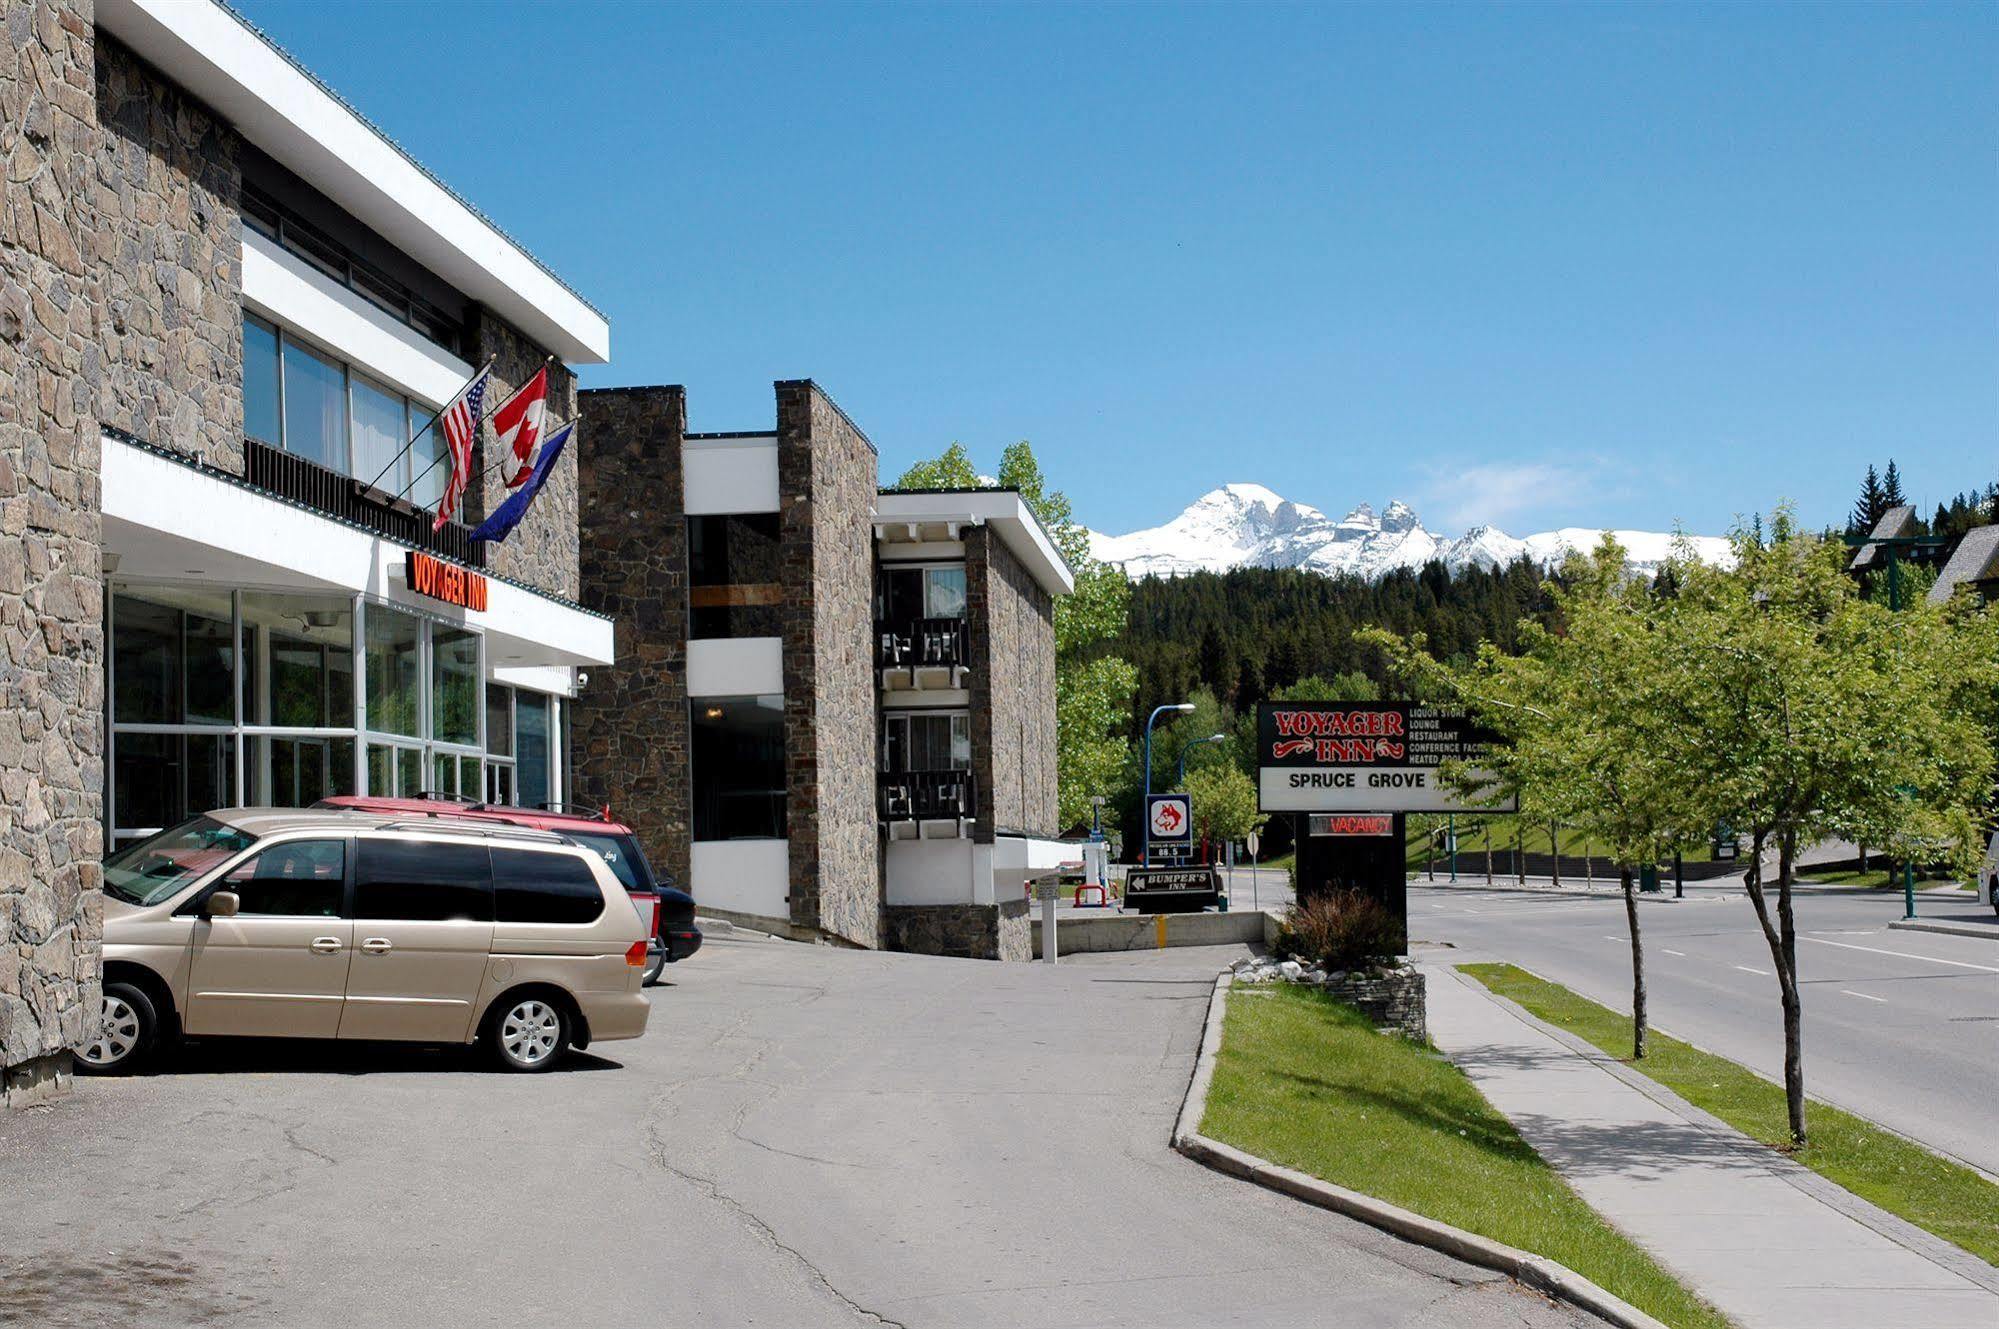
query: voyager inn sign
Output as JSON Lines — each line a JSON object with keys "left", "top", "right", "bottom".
{"left": 1255, "top": 702, "right": 1518, "bottom": 814}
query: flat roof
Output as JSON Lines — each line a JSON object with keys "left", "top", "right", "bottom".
{"left": 875, "top": 488, "right": 1075, "bottom": 597}
{"left": 96, "top": 0, "right": 610, "bottom": 364}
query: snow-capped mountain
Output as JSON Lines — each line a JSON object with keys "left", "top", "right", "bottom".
{"left": 1088, "top": 485, "right": 1730, "bottom": 580}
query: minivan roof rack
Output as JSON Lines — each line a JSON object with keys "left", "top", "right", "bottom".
{"left": 534, "top": 802, "right": 615, "bottom": 821}
{"left": 370, "top": 819, "right": 566, "bottom": 844}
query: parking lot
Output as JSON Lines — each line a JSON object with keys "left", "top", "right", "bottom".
{"left": 1, "top": 934, "right": 1593, "bottom": 1329}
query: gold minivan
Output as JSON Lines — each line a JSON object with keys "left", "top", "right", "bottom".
{"left": 83, "top": 809, "right": 652, "bottom": 1073}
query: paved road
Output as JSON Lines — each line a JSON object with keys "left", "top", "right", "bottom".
{"left": 1410, "top": 883, "right": 1999, "bottom": 1176}
{"left": 0, "top": 937, "right": 1593, "bottom": 1329}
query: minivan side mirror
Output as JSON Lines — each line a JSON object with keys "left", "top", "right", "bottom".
{"left": 205, "top": 890, "right": 241, "bottom": 919}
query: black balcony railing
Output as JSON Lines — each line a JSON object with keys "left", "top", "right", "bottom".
{"left": 878, "top": 769, "right": 977, "bottom": 822}
{"left": 876, "top": 617, "right": 969, "bottom": 670}
{"left": 244, "top": 437, "right": 487, "bottom": 567}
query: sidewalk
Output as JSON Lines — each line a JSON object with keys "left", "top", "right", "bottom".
{"left": 1422, "top": 964, "right": 1999, "bottom": 1329}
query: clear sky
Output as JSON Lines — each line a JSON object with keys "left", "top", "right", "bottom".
{"left": 238, "top": 0, "right": 1994, "bottom": 538}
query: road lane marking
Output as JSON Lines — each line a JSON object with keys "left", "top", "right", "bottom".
{"left": 1840, "top": 990, "right": 1887, "bottom": 1003}
{"left": 1801, "top": 937, "right": 1999, "bottom": 974}
{"left": 1735, "top": 964, "right": 1769, "bottom": 976}
{"left": 1604, "top": 936, "right": 1623, "bottom": 943}
{"left": 1662, "top": 948, "right": 1686, "bottom": 957}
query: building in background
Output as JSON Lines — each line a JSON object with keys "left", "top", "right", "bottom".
{"left": 2, "top": 0, "right": 610, "bottom": 1100}
{"left": 572, "top": 382, "right": 1071, "bottom": 960}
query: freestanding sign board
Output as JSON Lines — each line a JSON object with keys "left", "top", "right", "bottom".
{"left": 1255, "top": 702, "right": 1517, "bottom": 814}
{"left": 1147, "top": 794, "right": 1192, "bottom": 849}
{"left": 1124, "top": 866, "right": 1220, "bottom": 913}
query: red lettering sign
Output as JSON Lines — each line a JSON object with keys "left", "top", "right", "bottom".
{"left": 405, "top": 551, "right": 488, "bottom": 612}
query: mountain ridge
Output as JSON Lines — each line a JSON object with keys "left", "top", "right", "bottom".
{"left": 1088, "top": 484, "right": 1731, "bottom": 580}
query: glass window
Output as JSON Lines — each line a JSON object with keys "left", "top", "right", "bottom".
{"left": 491, "top": 848, "right": 604, "bottom": 925}
{"left": 241, "top": 592, "right": 353, "bottom": 729}
{"left": 281, "top": 337, "right": 347, "bottom": 470}
{"left": 431, "top": 627, "right": 479, "bottom": 746}
{"left": 516, "top": 693, "right": 551, "bottom": 809}
{"left": 350, "top": 373, "right": 408, "bottom": 494}
{"left": 925, "top": 568, "right": 967, "bottom": 618}
{"left": 353, "top": 838, "right": 492, "bottom": 922}
{"left": 883, "top": 713, "right": 970, "bottom": 773}
{"left": 408, "top": 403, "right": 444, "bottom": 511}
{"left": 244, "top": 315, "right": 280, "bottom": 445}
{"left": 112, "top": 595, "right": 178, "bottom": 725}
{"left": 567, "top": 831, "right": 655, "bottom": 893}
{"left": 485, "top": 685, "right": 513, "bottom": 757}
{"left": 112, "top": 732, "right": 235, "bottom": 839}
{"left": 691, "top": 695, "right": 786, "bottom": 840}
{"left": 250, "top": 734, "right": 354, "bottom": 808}
{"left": 689, "top": 513, "right": 782, "bottom": 586}
{"left": 363, "top": 604, "right": 420, "bottom": 737}
{"left": 223, "top": 839, "right": 345, "bottom": 917}
{"left": 103, "top": 815, "right": 260, "bottom": 907}
{"left": 182, "top": 610, "right": 235, "bottom": 725}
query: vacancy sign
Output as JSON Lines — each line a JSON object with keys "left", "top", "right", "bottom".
{"left": 1147, "top": 793, "right": 1193, "bottom": 845}
{"left": 1256, "top": 702, "right": 1517, "bottom": 814}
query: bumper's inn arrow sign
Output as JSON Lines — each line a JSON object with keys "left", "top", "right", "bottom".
{"left": 1256, "top": 702, "right": 1517, "bottom": 814}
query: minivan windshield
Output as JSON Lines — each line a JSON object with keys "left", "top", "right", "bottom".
{"left": 104, "top": 816, "right": 260, "bottom": 906}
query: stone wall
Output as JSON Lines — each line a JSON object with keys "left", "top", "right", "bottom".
{"left": 468, "top": 308, "right": 578, "bottom": 601}
{"left": 1321, "top": 968, "right": 1427, "bottom": 1042}
{"left": 570, "top": 386, "right": 690, "bottom": 894}
{"left": 965, "top": 524, "right": 1058, "bottom": 841}
{"left": 0, "top": 0, "right": 106, "bottom": 1083}
{"left": 776, "top": 380, "right": 879, "bottom": 948}
{"left": 884, "top": 899, "right": 1030, "bottom": 962}
{"left": 92, "top": 34, "right": 243, "bottom": 471}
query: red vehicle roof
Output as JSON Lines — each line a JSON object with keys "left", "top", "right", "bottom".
{"left": 318, "top": 795, "right": 635, "bottom": 838}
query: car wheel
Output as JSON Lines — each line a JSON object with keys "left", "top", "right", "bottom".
{"left": 487, "top": 994, "right": 570, "bottom": 1073}
{"left": 642, "top": 949, "right": 666, "bottom": 987}
{"left": 76, "top": 981, "right": 156, "bottom": 1075}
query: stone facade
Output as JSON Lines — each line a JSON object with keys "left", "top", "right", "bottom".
{"left": 1323, "top": 968, "right": 1427, "bottom": 1042}
{"left": 468, "top": 308, "right": 579, "bottom": 601}
{"left": 0, "top": 0, "right": 106, "bottom": 1082}
{"left": 964, "top": 523, "right": 1058, "bottom": 841}
{"left": 569, "top": 385, "right": 690, "bottom": 893}
{"left": 92, "top": 34, "right": 243, "bottom": 471}
{"left": 884, "top": 899, "right": 1031, "bottom": 962}
{"left": 776, "top": 380, "right": 880, "bottom": 948}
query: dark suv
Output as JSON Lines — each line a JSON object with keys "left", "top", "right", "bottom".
{"left": 317, "top": 796, "right": 700, "bottom": 982}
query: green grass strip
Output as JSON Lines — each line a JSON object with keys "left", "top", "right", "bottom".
{"left": 1201, "top": 984, "right": 1733, "bottom": 1329}
{"left": 1459, "top": 963, "right": 1999, "bottom": 1267}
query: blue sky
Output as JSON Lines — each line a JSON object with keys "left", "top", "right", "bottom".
{"left": 239, "top": 1, "right": 1994, "bottom": 538}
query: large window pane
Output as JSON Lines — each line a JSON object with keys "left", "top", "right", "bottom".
{"left": 241, "top": 592, "right": 353, "bottom": 728}
{"left": 431, "top": 627, "right": 479, "bottom": 746}
{"left": 281, "top": 337, "right": 346, "bottom": 471}
{"left": 485, "top": 685, "right": 512, "bottom": 757}
{"left": 691, "top": 695, "right": 786, "bottom": 840}
{"left": 515, "top": 693, "right": 550, "bottom": 810}
{"left": 113, "top": 732, "right": 235, "bottom": 837}
{"left": 244, "top": 315, "right": 280, "bottom": 445}
{"left": 351, "top": 373, "right": 408, "bottom": 494}
{"left": 249, "top": 735, "right": 353, "bottom": 808}
{"left": 353, "top": 838, "right": 492, "bottom": 922}
{"left": 222, "top": 839, "right": 345, "bottom": 917}
{"left": 112, "top": 587, "right": 236, "bottom": 725}
{"left": 363, "top": 605, "right": 420, "bottom": 737}
{"left": 925, "top": 567, "right": 967, "bottom": 619}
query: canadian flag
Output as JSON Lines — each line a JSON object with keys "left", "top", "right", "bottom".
{"left": 492, "top": 364, "right": 549, "bottom": 488}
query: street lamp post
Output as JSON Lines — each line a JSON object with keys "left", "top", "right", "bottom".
{"left": 1177, "top": 732, "right": 1228, "bottom": 865}
{"left": 1142, "top": 702, "right": 1195, "bottom": 866}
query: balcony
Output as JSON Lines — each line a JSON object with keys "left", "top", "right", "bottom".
{"left": 879, "top": 770, "right": 977, "bottom": 827}
{"left": 877, "top": 617, "right": 969, "bottom": 689}
{"left": 244, "top": 437, "right": 486, "bottom": 567}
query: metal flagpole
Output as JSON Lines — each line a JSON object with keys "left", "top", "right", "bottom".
{"left": 363, "top": 355, "right": 494, "bottom": 494}
{"left": 400, "top": 362, "right": 564, "bottom": 507}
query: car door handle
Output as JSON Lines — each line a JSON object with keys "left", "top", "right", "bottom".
{"left": 309, "top": 937, "right": 342, "bottom": 954}
{"left": 359, "top": 938, "right": 392, "bottom": 955}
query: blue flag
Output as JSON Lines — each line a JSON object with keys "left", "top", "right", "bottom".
{"left": 469, "top": 420, "right": 574, "bottom": 544}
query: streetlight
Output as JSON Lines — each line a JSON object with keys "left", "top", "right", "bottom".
{"left": 1142, "top": 702, "right": 1195, "bottom": 866}
{"left": 1176, "top": 733, "right": 1228, "bottom": 787}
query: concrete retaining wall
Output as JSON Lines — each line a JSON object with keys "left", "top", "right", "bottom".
{"left": 1031, "top": 909, "right": 1274, "bottom": 957}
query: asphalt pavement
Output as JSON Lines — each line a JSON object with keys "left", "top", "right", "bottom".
{"left": 0, "top": 936, "right": 1596, "bottom": 1329}
{"left": 1409, "top": 882, "right": 1999, "bottom": 1177}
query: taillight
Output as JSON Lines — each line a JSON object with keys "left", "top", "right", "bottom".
{"left": 625, "top": 940, "right": 648, "bottom": 966}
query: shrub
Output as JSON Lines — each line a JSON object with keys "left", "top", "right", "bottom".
{"left": 1276, "top": 890, "right": 1401, "bottom": 971}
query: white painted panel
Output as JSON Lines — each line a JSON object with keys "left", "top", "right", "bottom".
{"left": 683, "top": 438, "right": 779, "bottom": 515}
{"left": 102, "top": 435, "right": 614, "bottom": 667}
{"left": 691, "top": 840, "right": 789, "bottom": 922}
{"left": 687, "top": 638, "right": 783, "bottom": 698}
{"left": 492, "top": 665, "right": 575, "bottom": 697}
{"left": 885, "top": 839, "right": 990, "bottom": 907}
{"left": 243, "top": 230, "right": 470, "bottom": 407}
{"left": 992, "top": 836, "right": 1076, "bottom": 904}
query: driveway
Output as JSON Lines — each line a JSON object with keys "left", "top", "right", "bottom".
{"left": 0, "top": 936, "right": 1593, "bottom": 1328}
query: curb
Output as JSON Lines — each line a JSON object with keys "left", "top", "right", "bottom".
{"left": 1888, "top": 918, "right": 1996, "bottom": 941}
{"left": 1171, "top": 972, "right": 1672, "bottom": 1329}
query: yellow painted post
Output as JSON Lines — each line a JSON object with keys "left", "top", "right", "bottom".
{"left": 1155, "top": 914, "right": 1168, "bottom": 949}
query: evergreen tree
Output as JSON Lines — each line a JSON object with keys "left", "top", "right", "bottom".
{"left": 1850, "top": 464, "right": 1885, "bottom": 534}
{"left": 1882, "top": 458, "right": 1905, "bottom": 510}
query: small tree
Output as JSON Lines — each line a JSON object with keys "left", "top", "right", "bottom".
{"left": 1661, "top": 514, "right": 1999, "bottom": 1143}
{"left": 1179, "top": 762, "right": 1265, "bottom": 851}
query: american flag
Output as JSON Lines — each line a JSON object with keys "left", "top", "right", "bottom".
{"left": 432, "top": 365, "right": 492, "bottom": 532}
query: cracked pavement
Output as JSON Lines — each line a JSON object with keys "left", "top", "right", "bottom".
{"left": 0, "top": 936, "right": 1597, "bottom": 1328}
